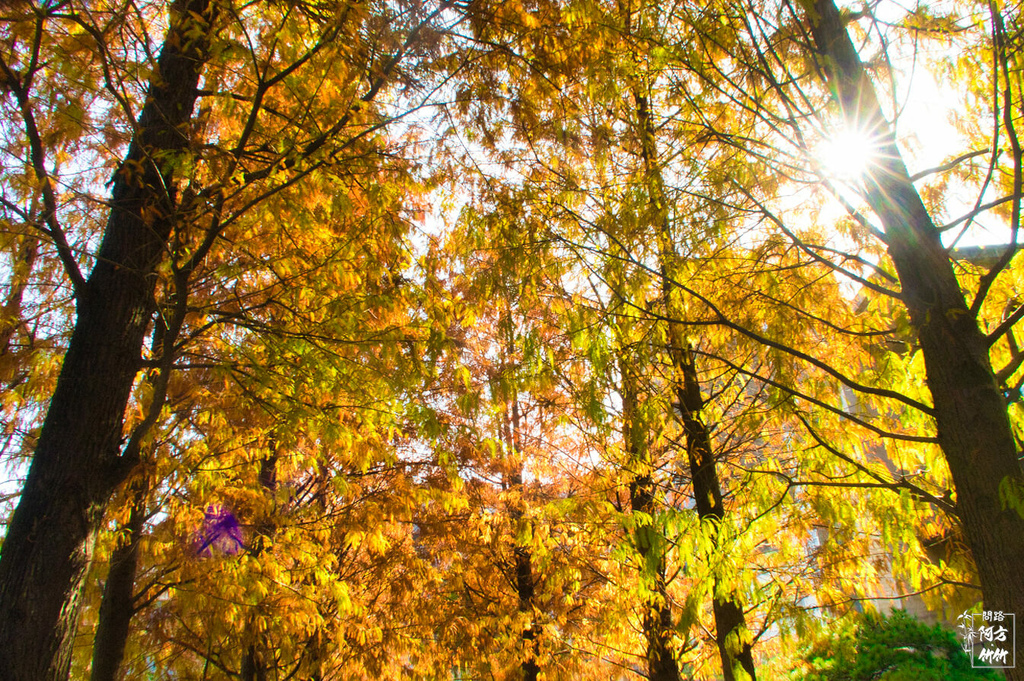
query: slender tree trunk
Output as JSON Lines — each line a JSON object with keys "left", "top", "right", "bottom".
{"left": 629, "top": 473, "right": 681, "bottom": 681}
{"left": 240, "top": 645, "right": 267, "bottom": 681}
{"left": 0, "top": 1, "right": 213, "bottom": 678}
{"left": 239, "top": 452, "right": 279, "bottom": 680}
{"left": 90, "top": 300, "right": 183, "bottom": 681}
{"left": 672, "top": 347, "right": 756, "bottom": 681}
{"left": 505, "top": 392, "right": 540, "bottom": 681}
{"left": 806, "top": 2, "right": 1024, "bottom": 675}
{"left": 616, "top": 9, "right": 686, "bottom": 675}
{"left": 90, "top": 487, "right": 146, "bottom": 681}
{"left": 620, "top": 358, "right": 682, "bottom": 681}
{"left": 630, "top": 74, "right": 757, "bottom": 681}
{"left": 514, "top": 518, "right": 540, "bottom": 681}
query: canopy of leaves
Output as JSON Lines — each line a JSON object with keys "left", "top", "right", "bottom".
{"left": 1, "top": 0, "right": 1022, "bottom": 678}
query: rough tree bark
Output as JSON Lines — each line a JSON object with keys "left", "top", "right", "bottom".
{"left": 0, "top": 0, "right": 214, "bottom": 678}
{"left": 806, "top": 0, "right": 1024, "bottom": 674}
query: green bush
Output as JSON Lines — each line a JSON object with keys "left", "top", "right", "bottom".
{"left": 796, "top": 609, "right": 1001, "bottom": 681}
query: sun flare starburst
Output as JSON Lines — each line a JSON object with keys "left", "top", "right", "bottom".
{"left": 817, "top": 128, "right": 879, "bottom": 181}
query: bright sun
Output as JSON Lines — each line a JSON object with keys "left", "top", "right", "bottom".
{"left": 817, "top": 128, "right": 877, "bottom": 181}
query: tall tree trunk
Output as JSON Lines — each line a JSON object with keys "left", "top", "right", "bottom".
{"left": 615, "top": 5, "right": 686, "bottom": 673}
{"left": 630, "top": 75, "right": 757, "bottom": 681}
{"left": 806, "top": 1, "right": 1024, "bottom": 674}
{"left": 672, "top": 347, "right": 756, "bottom": 681}
{"left": 90, "top": 486, "right": 146, "bottom": 681}
{"left": 0, "top": 1, "right": 213, "bottom": 678}
{"left": 620, "top": 358, "right": 681, "bottom": 681}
